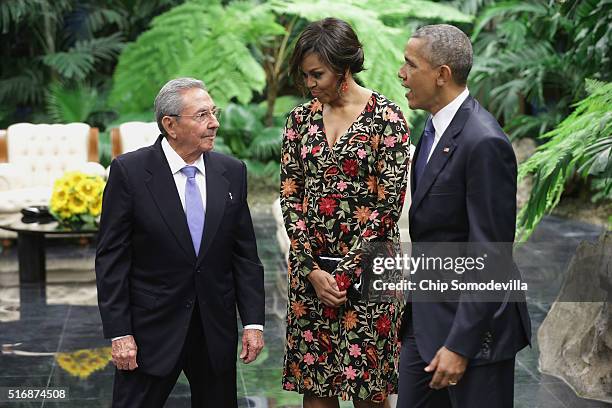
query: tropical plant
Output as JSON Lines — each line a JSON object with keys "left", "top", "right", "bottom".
{"left": 516, "top": 80, "right": 612, "bottom": 241}
{"left": 46, "top": 81, "right": 101, "bottom": 123}
{"left": 0, "top": 0, "right": 183, "bottom": 127}
{"left": 214, "top": 100, "right": 293, "bottom": 180}
{"left": 108, "top": 0, "right": 471, "bottom": 175}
{"left": 469, "top": 0, "right": 612, "bottom": 140}
{"left": 109, "top": 0, "right": 286, "bottom": 113}
{"left": 110, "top": 0, "right": 472, "bottom": 119}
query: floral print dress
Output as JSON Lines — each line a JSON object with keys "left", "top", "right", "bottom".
{"left": 280, "top": 91, "right": 411, "bottom": 401}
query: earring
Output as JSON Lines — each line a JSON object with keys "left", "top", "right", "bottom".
{"left": 340, "top": 80, "right": 348, "bottom": 94}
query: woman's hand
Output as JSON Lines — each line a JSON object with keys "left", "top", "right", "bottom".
{"left": 307, "top": 269, "right": 347, "bottom": 307}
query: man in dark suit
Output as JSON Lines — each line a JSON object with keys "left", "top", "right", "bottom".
{"left": 396, "top": 25, "right": 531, "bottom": 407}
{"left": 96, "top": 77, "right": 265, "bottom": 407}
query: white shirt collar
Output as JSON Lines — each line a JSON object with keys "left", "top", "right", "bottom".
{"left": 431, "top": 87, "right": 470, "bottom": 139}
{"left": 161, "top": 137, "right": 205, "bottom": 175}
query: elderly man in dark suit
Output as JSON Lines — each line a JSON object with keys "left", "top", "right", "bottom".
{"left": 396, "top": 25, "right": 531, "bottom": 407}
{"left": 96, "top": 77, "right": 265, "bottom": 407}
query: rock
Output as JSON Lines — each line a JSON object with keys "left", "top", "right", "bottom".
{"left": 513, "top": 138, "right": 536, "bottom": 209}
{"left": 538, "top": 232, "right": 612, "bottom": 403}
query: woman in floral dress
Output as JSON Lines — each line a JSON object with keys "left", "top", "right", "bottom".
{"left": 280, "top": 18, "right": 411, "bottom": 408}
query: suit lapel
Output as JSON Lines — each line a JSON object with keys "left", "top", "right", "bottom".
{"left": 145, "top": 136, "right": 196, "bottom": 260}
{"left": 196, "top": 152, "right": 229, "bottom": 265}
{"left": 409, "top": 97, "right": 473, "bottom": 222}
{"left": 410, "top": 134, "right": 423, "bottom": 198}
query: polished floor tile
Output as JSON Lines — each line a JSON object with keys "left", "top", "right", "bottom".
{"left": 0, "top": 212, "right": 609, "bottom": 407}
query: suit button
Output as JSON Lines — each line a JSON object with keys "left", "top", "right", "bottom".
{"left": 185, "top": 300, "right": 193, "bottom": 308}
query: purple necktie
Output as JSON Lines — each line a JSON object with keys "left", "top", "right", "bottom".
{"left": 414, "top": 117, "right": 435, "bottom": 187}
{"left": 180, "top": 166, "right": 205, "bottom": 256}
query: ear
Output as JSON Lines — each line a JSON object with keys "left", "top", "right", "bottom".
{"left": 436, "top": 65, "right": 452, "bottom": 86}
{"left": 162, "top": 116, "right": 177, "bottom": 140}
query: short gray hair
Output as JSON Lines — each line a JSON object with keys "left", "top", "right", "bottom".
{"left": 154, "top": 77, "right": 207, "bottom": 136}
{"left": 412, "top": 24, "right": 473, "bottom": 86}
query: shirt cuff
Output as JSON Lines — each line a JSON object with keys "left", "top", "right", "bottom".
{"left": 112, "top": 335, "right": 131, "bottom": 341}
{"left": 244, "top": 324, "right": 263, "bottom": 331}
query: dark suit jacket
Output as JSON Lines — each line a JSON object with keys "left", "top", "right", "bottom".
{"left": 95, "top": 135, "right": 264, "bottom": 376}
{"left": 403, "top": 95, "right": 531, "bottom": 365}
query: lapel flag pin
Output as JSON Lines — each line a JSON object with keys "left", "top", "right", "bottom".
{"left": 443, "top": 147, "right": 450, "bottom": 153}
{"left": 229, "top": 192, "right": 233, "bottom": 200}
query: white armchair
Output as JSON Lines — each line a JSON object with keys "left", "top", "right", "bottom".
{"left": 110, "top": 121, "right": 160, "bottom": 157}
{"left": 0, "top": 123, "right": 105, "bottom": 238}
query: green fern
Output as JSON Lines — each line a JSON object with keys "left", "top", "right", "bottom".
{"left": 516, "top": 80, "right": 612, "bottom": 241}
{"left": 110, "top": 0, "right": 285, "bottom": 111}
{"left": 470, "top": 0, "right": 611, "bottom": 140}
{"left": 0, "top": 66, "right": 46, "bottom": 105}
{"left": 46, "top": 81, "right": 101, "bottom": 123}
{"left": 373, "top": 0, "right": 473, "bottom": 24}
{"left": 250, "top": 126, "right": 284, "bottom": 160}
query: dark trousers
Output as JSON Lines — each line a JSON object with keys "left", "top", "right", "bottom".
{"left": 397, "top": 320, "right": 515, "bottom": 408}
{"left": 111, "top": 303, "right": 237, "bottom": 408}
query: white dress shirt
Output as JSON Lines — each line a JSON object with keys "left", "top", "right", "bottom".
{"left": 426, "top": 87, "right": 470, "bottom": 163}
{"left": 112, "top": 138, "right": 262, "bottom": 341}
{"left": 161, "top": 136, "right": 208, "bottom": 213}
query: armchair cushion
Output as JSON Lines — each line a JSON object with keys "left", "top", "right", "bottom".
{"left": 0, "top": 123, "right": 102, "bottom": 215}
{"left": 112, "top": 121, "right": 160, "bottom": 157}
{"left": 6, "top": 123, "right": 93, "bottom": 188}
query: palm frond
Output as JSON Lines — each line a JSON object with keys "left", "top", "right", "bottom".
{"left": 45, "top": 81, "right": 100, "bottom": 123}
{"left": 0, "top": 0, "right": 43, "bottom": 33}
{"left": 516, "top": 80, "right": 612, "bottom": 241}
{"left": 85, "top": 6, "right": 127, "bottom": 33}
{"left": 0, "top": 66, "right": 46, "bottom": 104}
{"left": 250, "top": 126, "right": 283, "bottom": 161}
{"left": 471, "top": 0, "right": 550, "bottom": 41}
{"left": 372, "top": 0, "right": 473, "bottom": 24}
{"left": 244, "top": 159, "right": 281, "bottom": 180}
{"left": 110, "top": 0, "right": 282, "bottom": 112}
{"left": 42, "top": 51, "right": 95, "bottom": 80}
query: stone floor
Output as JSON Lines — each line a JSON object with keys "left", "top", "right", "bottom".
{"left": 0, "top": 207, "right": 610, "bottom": 407}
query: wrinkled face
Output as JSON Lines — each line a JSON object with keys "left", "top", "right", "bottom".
{"left": 300, "top": 52, "right": 340, "bottom": 104}
{"left": 398, "top": 37, "right": 440, "bottom": 111}
{"left": 171, "top": 88, "right": 219, "bottom": 155}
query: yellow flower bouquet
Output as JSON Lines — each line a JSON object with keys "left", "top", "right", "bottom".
{"left": 49, "top": 171, "right": 105, "bottom": 228}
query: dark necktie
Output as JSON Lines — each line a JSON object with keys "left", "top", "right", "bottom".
{"left": 413, "top": 117, "right": 435, "bottom": 187}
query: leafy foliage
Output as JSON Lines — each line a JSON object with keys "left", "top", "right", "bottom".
{"left": 46, "top": 81, "right": 102, "bottom": 123}
{"left": 517, "top": 80, "right": 612, "bottom": 241}
{"left": 270, "top": 0, "right": 472, "bottom": 123}
{"left": 108, "top": 0, "right": 470, "bottom": 175}
{"left": 469, "top": 0, "right": 612, "bottom": 140}
{"left": 111, "top": 0, "right": 471, "bottom": 121}
{"left": 109, "top": 0, "right": 285, "bottom": 111}
{"left": 0, "top": 0, "right": 183, "bottom": 127}
{"left": 215, "top": 102, "right": 285, "bottom": 179}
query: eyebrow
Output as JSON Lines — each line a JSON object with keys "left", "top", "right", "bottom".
{"left": 404, "top": 56, "right": 416, "bottom": 65}
{"left": 302, "top": 68, "right": 323, "bottom": 73}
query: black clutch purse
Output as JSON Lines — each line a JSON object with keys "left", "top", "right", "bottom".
{"left": 307, "top": 255, "right": 366, "bottom": 301}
